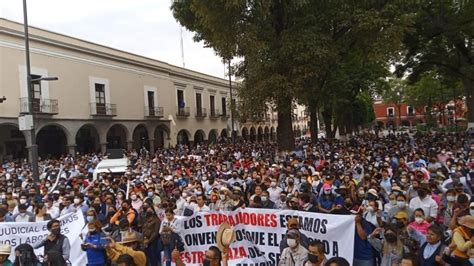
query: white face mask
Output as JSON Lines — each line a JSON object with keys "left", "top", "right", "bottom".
{"left": 366, "top": 206, "right": 374, "bottom": 213}
{"left": 397, "top": 201, "right": 406, "bottom": 208}
{"left": 446, "top": 196, "right": 456, "bottom": 202}
{"left": 270, "top": 182, "right": 277, "bottom": 188}
{"left": 261, "top": 196, "right": 268, "bottom": 202}
{"left": 219, "top": 195, "right": 226, "bottom": 201}
{"left": 324, "top": 190, "right": 331, "bottom": 195}
{"left": 287, "top": 238, "right": 297, "bottom": 248}
{"left": 415, "top": 217, "right": 424, "bottom": 224}
{"left": 470, "top": 209, "right": 474, "bottom": 216}
{"left": 73, "top": 199, "right": 81, "bottom": 205}
{"left": 19, "top": 199, "right": 27, "bottom": 204}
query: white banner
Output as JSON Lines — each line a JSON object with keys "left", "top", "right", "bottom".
{"left": 0, "top": 211, "right": 86, "bottom": 265}
{"left": 176, "top": 208, "right": 355, "bottom": 265}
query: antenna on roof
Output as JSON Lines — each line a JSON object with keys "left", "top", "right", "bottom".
{"left": 180, "top": 26, "right": 185, "bottom": 68}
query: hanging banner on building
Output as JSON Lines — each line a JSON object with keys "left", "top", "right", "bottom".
{"left": 175, "top": 208, "right": 355, "bottom": 265}
{"left": 0, "top": 211, "right": 86, "bottom": 265}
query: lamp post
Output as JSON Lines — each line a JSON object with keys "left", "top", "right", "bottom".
{"left": 228, "top": 59, "right": 235, "bottom": 143}
{"left": 0, "top": 96, "right": 6, "bottom": 103}
{"left": 22, "top": 0, "right": 58, "bottom": 191}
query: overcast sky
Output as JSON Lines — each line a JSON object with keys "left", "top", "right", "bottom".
{"left": 0, "top": 0, "right": 228, "bottom": 79}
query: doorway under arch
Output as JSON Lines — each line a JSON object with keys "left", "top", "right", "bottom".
{"left": 37, "top": 124, "right": 68, "bottom": 157}
{"left": 75, "top": 124, "right": 100, "bottom": 154}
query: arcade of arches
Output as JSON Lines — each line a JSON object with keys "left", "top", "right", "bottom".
{"left": 241, "top": 126, "right": 275, "bottom": 142}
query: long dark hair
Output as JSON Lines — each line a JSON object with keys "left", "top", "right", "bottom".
{"left": 13, "top": 244, "right": 39, "bottom": 266}
{"left": 43, "top": 250, "right": 67, "bottom": 266}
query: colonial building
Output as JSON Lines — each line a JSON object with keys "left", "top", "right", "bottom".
{"left": 0, "top": 18, "right": 237, "bottom": 160}
{"left": 373, "top": 100, "right": 427, "bottom": 128}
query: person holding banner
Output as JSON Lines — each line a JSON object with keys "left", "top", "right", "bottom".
{"left": 33, "top": 219, "right": 71, "bottom": 262}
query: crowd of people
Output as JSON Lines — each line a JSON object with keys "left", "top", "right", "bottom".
{"left": 0, "top": 130, "right": 473, "bottom": 266}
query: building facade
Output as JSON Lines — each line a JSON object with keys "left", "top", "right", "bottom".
{"left": 373, "top": 100, "right": 427, "bottom": 128}
{"left": 0, "top": 19, "right": 235, "bottom": 160}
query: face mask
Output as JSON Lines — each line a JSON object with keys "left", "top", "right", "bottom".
{"left": 366, "top": 206, "right": 374, "bottom": 213}
{"left": 88, "top": 228, "right": 96, "bottom": 233}
{"left": 51, "top": 228, "right": 60, "bottom": 235}
{"left": 390, "top": 200, "right": 397, "bottom": 205}
{"left": 73, "top": 199, "right": 81, "bottom": 205}
{"left": 395, "top": 221, "right": 405, "bottom": 229}
{"left": 415, "top": 217, "right": 424, "bottom": 224}
{"left": 270, "top": 182, "right": 276, "bottom": 188}
{"left": 19, "top": 199, "right": 27, "bottom": 204}
{"left": 131, "top": 195, "right": 137, "bottom": 201}
{"left": 219, "top": 195, "right": 226, "bottom": 201}
{"left": 261, "top": 196, "right": 268, "bottom": 202}
{"left": 308, "top": 254, "right": 318, "bottom": 263}
{"left": 324, "top": 190, "right": 331, "bottom": 195}
{"left": 203, "top": 259, "right": 211, "bottom": 266}
{"left": 19, "top": 213, "right": 27, "bottom": 217}
{"left": 385, "top": 233, "right": 397, "bottom": 243}
{"left": 447, "top": 196, "right": 456, "bottom": 202}
{"left": 470, "top": 209, "right": 474, "bottom": 216}
{"left": 86, "top": 216, "right": 95, "bottom": 222}
{"left": 201, "top": 176, "right": 207, "bottom": 181}
{"left": 117, "top": 195, "right": 123, "bottom": 200}
{"left": 287, "top": 238, "right": 297, "bottom": 248}
{"left": 397, "top": 201, "right": 406, "bottom": 208}
{"left": 148, "top": 192, "right": 154, "bottom": 197}
{"left": 401, "top": 178, "right": 407, "bottom": 183}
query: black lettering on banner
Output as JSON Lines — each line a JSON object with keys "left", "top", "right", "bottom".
{"left": 267, "top": 232, "right": 278, "bottom": 246}
{"left": 184, "top": 216, "right": 202, "bottom": 229}
{"left": 332, "top": 241, "right": 339, "bottom": 257}
{"left": 184, "top": 232, "right": 216, "bottom": 246}
{"left": 268, "top": 252, "right": 281, "bottom": 265}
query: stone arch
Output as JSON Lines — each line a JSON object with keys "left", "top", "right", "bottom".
{"left": 132, "top": 124, "right": 150, "bottom": 151}
{"left": 250, "top": 127, "right": 256, "bottom": 142}
{"left": 220, "top": 128, "right": 228, "bottom": 140}
{"left": 36, "top": 124, "right": 69, "bottom": 157}
{"left": 177, "top": 129, "right": 191, "bottom": 146}
{"left": 257, "top": 126, "right": 264, "bottom": 142}
{"left": 194, "top": 130, "right": 206, "bottom": 145}
{"left": 154, "top": 124, "right": 170, "bottom": 149}
{"left": 264, "top": 126, "right": 270, "bottom": 141}
{"left": 106, "top": 123, "right": 129, "bottom": 149}
{"left": 241, "top": 127, "right": 249, "bottom": 141}
{"left": 0, "top": 123, "right": 27, "bottom": 160}
{"left": 208, "top": 129, "right": 218, "bottom": 144}
{"left": 75, "top": 124, "right": 100, "bottom": 154}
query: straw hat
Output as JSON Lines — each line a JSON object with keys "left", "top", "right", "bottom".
{"left": 119, "top": 231, "right": 140, "bottom": 244}
{"left": 216, "top": 222, "right": 236, "bottom": 252}
{"left": 0, "top": 244, "right": 11, "bottom": 255}
{"left": 458, "top": 215, "right": 474, "bottom": 229}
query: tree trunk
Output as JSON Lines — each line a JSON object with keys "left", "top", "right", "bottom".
{"left": 463, "top": 77, "right": 474, "bottom": 128}
{"left": 276, "top": 98, "right": 295, "bottom": 152}
{"left": 309, "top": 106, "right": 318, "bottom": 143}
{"left": 322, "top": 108, "right": 334, "bottom": 138}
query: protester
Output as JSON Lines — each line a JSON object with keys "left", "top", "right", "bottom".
{"left": 82, "top": 220, "right": 108, "bottom": 266}
{"left": 0, "top": 244, "right": 12, "bottom": 266}
{"left": 106, "top": 232, "right": 146, "bottom": 266}
{"left": 13, "top": 244, "right": 40, "bottom": 266}
{"left": 407, "top": 223, "right": 445, "bottom": 265}
{"left": 304, "top": 240, "right": 327, "bottom": 266}
{"left": 279, "top": 229, "right": 309, "bottom": 266}
{"left": 33, "top": 219, "right": 71, "bottom": 262}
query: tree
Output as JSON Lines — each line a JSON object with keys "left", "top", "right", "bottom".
{"left": 397, "top": 1, "right": 474, "bottom": 125}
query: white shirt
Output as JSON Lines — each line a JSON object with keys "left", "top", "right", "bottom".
{"left": 159, "top": 217, "right": 180, "bottom": 234}
{"left": 267, "top": 187, "right": 283, "bottom": 203}
{"left": 279, "top": 244, "right": 308, "bottom": 266}
{"left": 409, "top": 196, "right": 438, "bottom": 219}
{"left": 195, "top": 205, "right": 210, "bottom": 212}
{"left": 47, "top": 205, "right": 60, "bottom": 219}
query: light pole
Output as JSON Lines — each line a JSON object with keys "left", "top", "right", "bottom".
{"left": 0, "top": 97, "right": 6, "bottom": 103}
{"left": 228, "top": 59, "right": 235, "bottom": 143}
{"left": 22, "top": 0, "right": 58, "bottom": 192}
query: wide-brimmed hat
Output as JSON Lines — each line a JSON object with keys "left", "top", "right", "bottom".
{"left": 393, "top": 211, "right": 408, "bottom": 220}
{"left": 216, "top": 222, "right": 236, "bottom": 252}
{"left": 458, "top": 215, "right": 474, "bottom": 229}
{"left": 0, "top": 244, "right": 11, "bottom": 255}
{"left": 119, "top": 231, "right": 140, "bottom": 244}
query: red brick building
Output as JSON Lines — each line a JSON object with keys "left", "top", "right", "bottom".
{"left": 373, "top": 100, "right": 427, "bottom": 128}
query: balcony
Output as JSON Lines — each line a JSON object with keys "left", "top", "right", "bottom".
{"left": 145, "top": 106, "right": 164, "bottom": 118}
{"left": 220, "top": 110, "right": 230, "bottom": 119}
{"left": 90, "top": 103, "right": 117, "bottom": 117}
{"left": 176, "top": 107, "right": 190, "bottom": 118}
{"left": 209, "top": 108, "right": 220, "bottom": 119}
{"left": 20, "top": 98, "right": 58, "bottom": 115}
{"left": 195, "top": 107, "right": 207, "bottom": 118}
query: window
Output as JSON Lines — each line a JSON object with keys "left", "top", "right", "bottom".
{"left": 221, "top": 97, "right": 227, "bottom": 116}
{"left": 147, "top": 91, "right": 155, "bottom": 108}
{"left": 210, "top": 95, "right": 215, "bottom": 115}
{"left": 407, "top": 106, "right": 415, "bottom": 115}
{"left": 30, "top": 74, "right": 42, "bottom": 99}
{"left": 95, "top": 83, "right": 106, "bottom": 115}
{"left": 387, "top": 107, "right": 395, "bottom": 117}
{"left": 177, "top": 90, "right": 185, "bottom": 108}
{"left": 196, "top": 93, "right": 202, "bottom": 110}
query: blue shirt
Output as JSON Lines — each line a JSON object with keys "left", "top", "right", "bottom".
{"left": 354, "top": 219, "right": 375, "bottom": 260}
{"left": 84, "top": 232, "right": 107, "bottom": 265}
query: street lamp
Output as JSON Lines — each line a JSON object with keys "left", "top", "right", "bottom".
{"left": 0, "top": 96, "right": 6, "bottom": 103}
{"left": 22, "top": 0, "right": 58, "bottom": 193}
